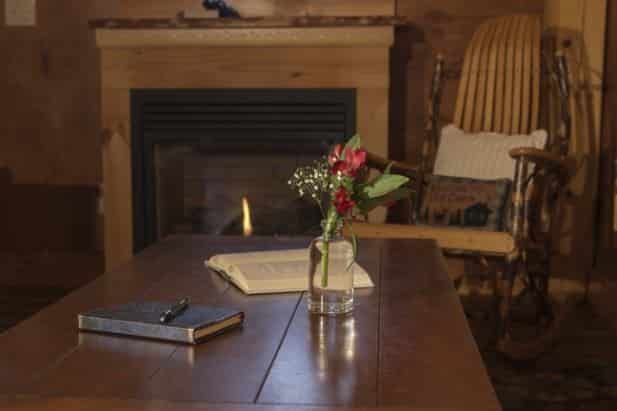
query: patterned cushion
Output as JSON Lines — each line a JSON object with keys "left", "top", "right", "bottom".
{"left": 433, "top": 124, "right": 547, "bottom": 180}
{"left": 418, "top": 175, "right": 512, "bottom": 232}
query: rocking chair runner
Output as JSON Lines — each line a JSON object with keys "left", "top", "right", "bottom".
{"left": 351, "top": 15, "right": 574, "bottom": 360}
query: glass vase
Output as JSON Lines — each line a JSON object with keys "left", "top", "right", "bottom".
{"left": 307, "top": 233, "right": 354, "bottom": 315}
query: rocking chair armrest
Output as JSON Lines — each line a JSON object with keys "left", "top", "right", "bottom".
{"left": 366, "top": 152, "right": 420, "bottom": 178}
{"left": 509, "top": 148, "right": 573, "bottom": 180}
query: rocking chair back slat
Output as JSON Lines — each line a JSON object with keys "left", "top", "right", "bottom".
{"left": 472, "top": 20, "right": 498, "bottom": 132}
{"left": 483, "top": 17, "right": 505, "bottom": 132}
{"left": 493, "top": 15, "right": 514, "bottom": 133}
{"left": 461, "top": 20, "right": 491, "bottom": 131}
{"left": 511, "top": 15, "right": 527, "bottom": 133}
{"left": 530, "top": 15, "right": 541, "bottom": 132}
{"left": 524, "top": 16, "right": 539, "bottom": 132}
{"left": 520, "top": 16, "right": 532, "bottom": 132}
{"left": 453, "top": 21, "right": 481, "bottom": 128}
{"left": 502, "top": 15, "right": 519, "bottom": 134}
{"left": 453, "top": 15, "right": 541, "bottom": 135}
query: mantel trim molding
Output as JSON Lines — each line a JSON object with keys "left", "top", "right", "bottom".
{"left": 95, "top": 27, "right": 393, "bottom": 48}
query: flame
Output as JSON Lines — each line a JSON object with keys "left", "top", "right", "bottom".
{"left": 242, "top": 196, "right": 253, "bottom": 237}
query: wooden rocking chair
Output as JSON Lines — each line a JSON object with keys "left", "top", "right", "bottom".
{"left": 351, "top": 15, "right": 574, "bottom": 360}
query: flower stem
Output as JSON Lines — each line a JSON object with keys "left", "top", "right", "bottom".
{"left": 321, "top": 239, "right": 329, "bottom": 288}
{"left": 320, "top": 206, "right": 338, "bottom": 288}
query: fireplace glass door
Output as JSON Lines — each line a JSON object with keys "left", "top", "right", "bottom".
{"left": 132, "top": 89, "right": 356, "bottom": 252}
{"left": 154, "top": 143, "right": 322, "bottom": 238}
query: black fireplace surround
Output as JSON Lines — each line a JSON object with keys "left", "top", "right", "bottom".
{"left": 131, "top": 89, "right": 356, "bottom": 252}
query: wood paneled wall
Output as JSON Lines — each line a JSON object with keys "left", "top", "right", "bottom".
{"left": 0, "top": 166, "right": 103, "bottom": 288}
{"left": 0, "top": 0, "right": 393, "bottom": 187}
{"left": 598, "top": 0, "right": 617, "bottom": 262}
{"left": 0, "top": 0, "right": 548, "bottom": 186}
{"left": 592, "top": 0, "right": 617, "bottom": 331}
{"left": 1, "top": 0, "right": 612, "bottom": 278}
{"left": 543, "top": 0, "right": 608, "bottom": 279}
{"left": 1, "top": 1, "right": 100, "bottom": 185}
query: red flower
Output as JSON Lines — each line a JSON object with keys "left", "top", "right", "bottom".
{"left": 327, "top": 145, "right": 367, "bottom": 177}
{"left": 328, "top": 144, "right": 344, "bottom": 167}
{"left": 333, "top": 187, "right": 355, "bottom": 216}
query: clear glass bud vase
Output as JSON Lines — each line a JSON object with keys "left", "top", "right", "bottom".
{"left": 307, "top": 233, "right": 354, "bottom": 315}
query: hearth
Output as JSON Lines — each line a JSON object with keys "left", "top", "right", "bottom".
{"left": 131, "top": 89, "right": 355, "bottom": 252}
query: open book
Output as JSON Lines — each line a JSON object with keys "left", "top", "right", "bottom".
{"left": 205, "top": 249, "right": 374, "bottom": 295}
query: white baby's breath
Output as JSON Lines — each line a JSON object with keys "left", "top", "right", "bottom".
{"left": 288, "top": 158, "right": 331, "bottom": 216}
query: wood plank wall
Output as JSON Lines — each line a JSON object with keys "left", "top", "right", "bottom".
{"left": 0, "top": 1, "right": 100, "bottom": 185}
{"left": 1, "top": 0, "right": 612, "bottom": 279}
{"left": 591, "top": 0, "right": 617, "bottom": 333}
{"left": 598, "top": 0, "right": 617, "bottom": 263}
{"left": 0, "top": 0, "right": 393, "bottom": 186}
{"left": 543, "top": 0, "right": 608, "bottom": 279}
{"left": 1, "top": 0, "right": 545, "bottom": 185}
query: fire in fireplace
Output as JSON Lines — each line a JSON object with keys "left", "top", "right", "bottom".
{"left": 241, "top": 197, "right": 253, "bottom": 237}
{"left": 131, "top": 89, "right": 356, "bottom": 252}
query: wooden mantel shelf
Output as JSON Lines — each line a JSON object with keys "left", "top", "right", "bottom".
{"left": 89, "top": 16, "right": 406, "bottom": 30}
{"left": 92, "top": 16, "right": 401, "bottom": 48}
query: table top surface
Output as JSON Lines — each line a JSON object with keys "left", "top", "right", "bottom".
{"left": 0, "top": 236, "right": 500, "bottom": 411}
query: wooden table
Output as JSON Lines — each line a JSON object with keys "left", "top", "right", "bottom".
{"left": 0, "top": 236, "right": 500, "bottom": 411}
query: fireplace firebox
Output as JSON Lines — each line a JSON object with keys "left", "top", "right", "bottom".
{"left": 131, "top": 89, "right": 356, "bottom": 252}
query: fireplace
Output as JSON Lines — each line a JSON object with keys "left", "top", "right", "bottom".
{"left": 94, "top": 19, "right": 393, "bottom": 268}
{"left": 131, "top": 89, "right": 356, "bottom": 252}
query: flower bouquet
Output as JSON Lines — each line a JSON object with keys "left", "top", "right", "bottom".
{"left": 289, "top": 135, "right": 411, "bottom": 314}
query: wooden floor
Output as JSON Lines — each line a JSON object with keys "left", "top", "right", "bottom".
{"left": 583, "top": 252, "right": 617, "bottom": 334}
{"left": 464, "top": 291, "right": 617, "bottom": 411}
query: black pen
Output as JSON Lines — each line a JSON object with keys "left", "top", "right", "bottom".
{"left": 159, "top": 298, "right": 190, "bottom": 323}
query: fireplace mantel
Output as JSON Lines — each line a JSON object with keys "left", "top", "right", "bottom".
{"left": 90, "top": 16, "right": 404, "bottom": 29}
{"left": 95, "top": 18, "right": 394, "bottom": 269}
{"left": 95, "top": 27, "right": 392, "bottom": 48}
{"left": 92, "top": 16, "right": 400, "bottom": 48}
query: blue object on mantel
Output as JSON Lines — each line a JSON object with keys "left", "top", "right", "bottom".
{"left": 202, "top": 0, "right": 241, "bottom": 18}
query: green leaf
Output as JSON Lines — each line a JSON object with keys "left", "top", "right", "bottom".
{"left": 344, "top": 134, "right": 362, "bottom": 151}
{"left": 356, "top": 171, "right": 380, "bottom": 191}
{"left": 362, "top": 174, "right": 409, "bottom": 199}
{"left": 384, "top": 162, "right": 393, "bottom": 175}
{"left": 346, "top": 225, "right": 358, "bottom": 270}
{"left": 341, "top": 177, "right": 354, "bottom": 192}
{"left": 357, "top": 187, "right": 412, "bottom": 214}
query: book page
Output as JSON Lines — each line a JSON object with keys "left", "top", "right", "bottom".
{"left": 210, "top": 249, "right": 308, "bottom": 268}
{"left": 206, "top": 249, "right": 374, "bottom": 294}
{"left": 236, "top": 260, "right": 308, "bottom": 282}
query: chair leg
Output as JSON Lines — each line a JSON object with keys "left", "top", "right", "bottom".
{"left": 496, "top": 257, "right": 517, "bottom": 343}
{"left": 532, "top": 270, "right": 553, "bottom": 326}
{"left": 495, "top": 254, "right": 566, "bottom": 360}
{"left": 492, "top": 266, "right": 502, "bottom": 327}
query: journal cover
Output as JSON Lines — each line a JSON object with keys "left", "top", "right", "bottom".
{"left": 78, "top": 302, "right": 244, "bottom": 344}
